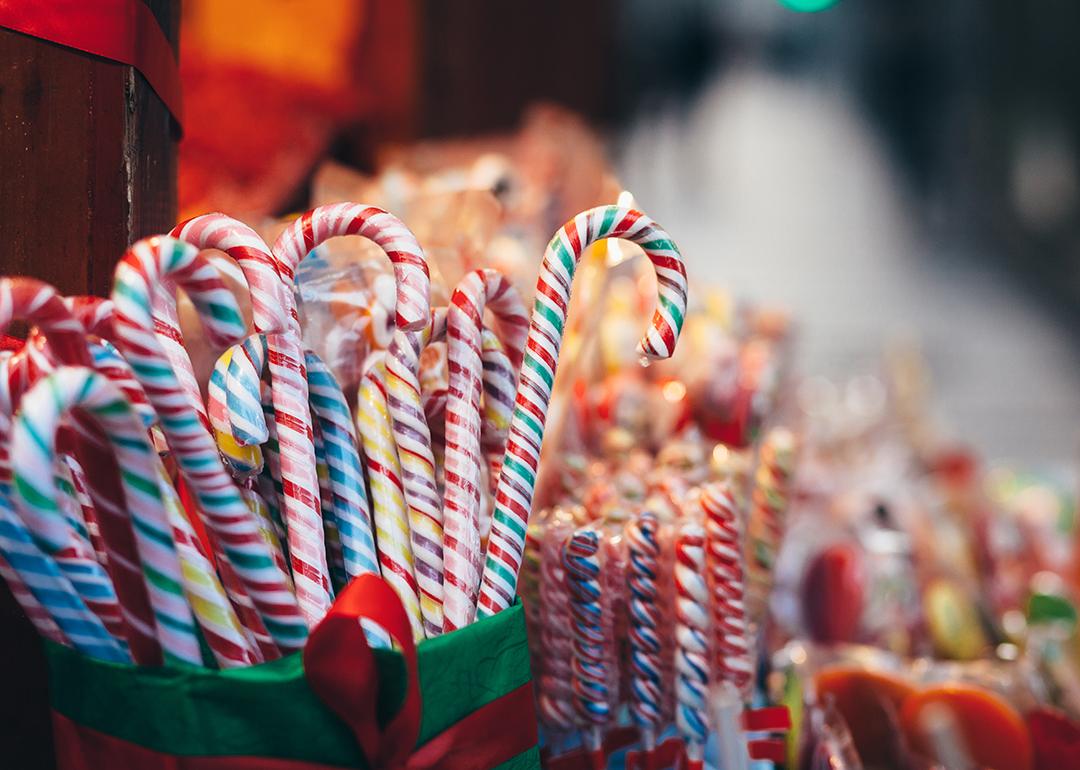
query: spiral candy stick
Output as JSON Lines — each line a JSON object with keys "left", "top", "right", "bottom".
{"left": 173, "top": 212, "right": 332, "bottom": 625}
{"left": 674, "top": 521, "right": 710, "bottom": 769}
{"left": 444, "top": 269, "right": 528, "bottom": 629}
{"left": 701, "top": 481, "right": 752, "bottom": 699}
{"left": 536, "top": 513, "right": 576, "bottom": 734}
{"left": 14, "top": 367, "right": 203, "bottom": 665}
{"left": 112, "top": 236, "right": 304, "bottom": 651}
{"left": 357, "top": 353, "right": 423, "bottom": 641}
{"left": 746, "top": 427, "right": 796, "bottom": 620}
{"left": 563, "top": 527, "right": 610, "bottom": 763}
{"left": 627, "top": 510, "right": 664, "bottom": 755}
{"left": 479, "top": 328, "right": 516, "bottom": 486}
{"left": 306, "top": 351, "right": 379, "bottom": 581}
{"left": 480, "top": 206, "right": 688, "bottom": 618}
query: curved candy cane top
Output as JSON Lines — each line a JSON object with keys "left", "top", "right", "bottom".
{"left": 12, "top": 367, "right": 203, "bottom": 666}
{"left": 479, "top": 205, "right": 688, "bottom": 618}
{"left": 171, "top": 213, "right": 292, "bottom": 336}
{"left": 272, "top": 203, "right": 431, "bottom": 332}
{"left": 448, "top": 269, "right": 528, "bottom": 369}
{"left": 63, "top": 296, "right": 117, "bottom": 341}
{"left": 111, "top": 235, "right": 308, "bottom": 648}
{"left": 0, "top": 278, "right": 93, "bottom": 385}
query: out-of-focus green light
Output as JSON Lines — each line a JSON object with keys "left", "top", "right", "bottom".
{"left": 779, "top": 0, "right": 838, "bottom": 11}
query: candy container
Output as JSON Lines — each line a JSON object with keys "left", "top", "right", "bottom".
{"left": 479, "top": 205, "right": 689, "bottom": 619}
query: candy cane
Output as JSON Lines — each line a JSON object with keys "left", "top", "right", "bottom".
{"left": 306, "top": 351, "right": 379, "bottom": 582}
{"left": 702, "top": 481, "right": 752, "bottom": 699}
{"left": 479, "top": 327, "right": 516, "bottom": 486}
{"left": 357, "top": 353, "right": 423, "bottom": 641}
{"left": 443, "top": 269, "right": 528, "bottom": 629}
{"left": 537, "top": 512, "right": 576, "bottom": 734}
{"left": 111, "top": 236, "right": 305, "bottom": 651}
{"left": 385, "top": 311, "right": 447, "bottom": 638}
{"left": 627, "top": 510, "right": 663, "bottom": 754}
{"left": 14, "top": 367, "right": 203, "bottom": 665}
{"left": 674, "top": 521, "right": 709, "bottom": 770}
{"left": 479, "top": 206, "right": 688, "bottom": 617}
{"left": 0, "top": 279, "right": 161, "bottom": 659}
{"left": 563, "top": 527, "right": 610, "bottom": 763}
{"left": 273, "top": 205, "right": 433, "bottom": 621}
{"left": 208, "top": 347, "right": 265, "bottom": 479}
{"left": 173, "top": 213, "right": 332, "bottom": 625}
{"left": 156, "top": 458, "right": 261, "bottom": 667}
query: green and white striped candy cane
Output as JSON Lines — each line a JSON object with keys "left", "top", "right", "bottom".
{"left": 478, "top": 205, "right": 689, "bottom": 618}
{"left": 12, "top": 366, "right": 203, "bottom": 666}
{"left": 112, "top": 236, "right": 306, "bottom": 652}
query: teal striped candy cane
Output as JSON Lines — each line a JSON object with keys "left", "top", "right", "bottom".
{"left": 13, "top": 366, "right": 203, "bottom": 666}
{"left": 478, "top": 206, "right": 689, "bottom": 618}
{"left": 111, "top": 236, "right": 307, "bottom": 651}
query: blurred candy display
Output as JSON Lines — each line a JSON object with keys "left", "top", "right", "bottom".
{"left": 2, "top": 111, "right": 1078, "bottom": 770}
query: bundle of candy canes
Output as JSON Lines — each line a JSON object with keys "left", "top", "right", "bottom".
{"left": 0, "top": 202, "right": 688, "bottom": 677}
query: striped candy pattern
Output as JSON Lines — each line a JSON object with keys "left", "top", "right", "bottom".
{"left": 627, "top": 510, "right": 663, "bottom": 746}
{"left": 479, "top": 328, "right": 516, "bottom": 486}
{"left": 443, "top": 269, "right": 528, "bottom": 630}
{"left": 674, "top": 521, "right": 709, "bottom": 765}
{"left": 175, "top": 212, "right": 332, "bottom": 627}
{"left": 701, "top": 481, "right": 752, "bottom": 698}
{"left": 385, "top": 312, "right": 446, "bottom": 638}
{"left": 747, "top": 427, "right": 796, "bottom": 619}
{"left": 536, "top": 517, "right": 576, "bottom": 732}
{"left": 13, "top": 367, "right": 203, "bottom": 666}
{"left": 356, "top": 354, "right": 423, "bottom": 641}
{"left": 111, "top": 236, "right": 306, "bottom": 652}
{"left": 479, "top": 206, "right": 688, "bottom": 618}
{"left": 563, "top": 527, "right": 610, "bottom": 752}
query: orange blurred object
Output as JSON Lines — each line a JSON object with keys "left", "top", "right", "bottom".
{"left": 815, "top": 667, "right": 917, "bottom": 769}
{"left": 900, "top": 683, "right": 1033, "bottom": 770}
{"left": 178, "top": 0, "right": 417, "bottom": 220}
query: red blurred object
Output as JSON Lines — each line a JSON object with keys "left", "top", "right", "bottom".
{"left": 802, "top": 543, "right": 865, "bottom": 643}
{"left": 1027, "top": 708, "right": 1080, "bottom": 770}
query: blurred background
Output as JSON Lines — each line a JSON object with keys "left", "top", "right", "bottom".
{"left": 179, "top": 0, "right": 1080, "bottom": 466}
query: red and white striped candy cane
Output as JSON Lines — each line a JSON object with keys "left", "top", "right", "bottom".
{"left": 701, "top": 481, "right": 752, "bottom": 700}
{"left": 0, "top": 279, "right": 162, "bottom": 660}
{"left": 172, "top": 214, "right": 334, "bottom": 625}
{"left": 443, "top": 269, "right": 528, "bottom": 629}
{"left": 478, "top": 206, "right": 689, "bottom": 618}
{"left": 112, "top": 236, "right": 306, "bottom": 652}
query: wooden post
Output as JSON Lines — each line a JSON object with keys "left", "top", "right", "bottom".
{"left": 0, "top": 2, "right": 179, "bottom": 766}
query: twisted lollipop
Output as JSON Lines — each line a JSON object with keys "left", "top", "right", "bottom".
{"left": 112, "top": 236, "right": 304, "bottom": 652}
{"left": 536, "top": 512, "right": 576, "bottom": 733}
{"left": 357, "top": 353, "right": 423, "bottom": 641}
{"left": 627, "top": 510, "right": 664, "bottom": 755}
{"left": 173, "top": 212, "right": 333, "bottom": 627}
{"left": 701, "top": 481, "right": 752, "bottom": 698}
{"left": 747, "top": 427, "right": 797, "bottom": 620}
{"left": 563, "top": 527, "right": 610, "bottom": 764}
{"left": 674, "top": 521, "right": 709, "bottom": 770}
{"left": 13, "top": 367, "right": 203, "bottom": 665}
{"left": 479, "top": 206, "right": 688, "bottom": 618}
{"left": 443, "top": 269, "right": 528, "bottom": 629}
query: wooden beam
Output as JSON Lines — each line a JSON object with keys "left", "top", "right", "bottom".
{"left": 0, "top": 4, "right": 179, "bottom": 767}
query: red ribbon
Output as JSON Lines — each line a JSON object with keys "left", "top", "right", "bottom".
{"left": 304, "top": 573, "right": 537, "bottom": 770}
{"left": 0, "top": 0, "right": 183, "bottom": 122}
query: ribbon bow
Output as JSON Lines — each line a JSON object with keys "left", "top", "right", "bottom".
{"left": 304, "top": 574, "right": 537, "bottom": 770}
